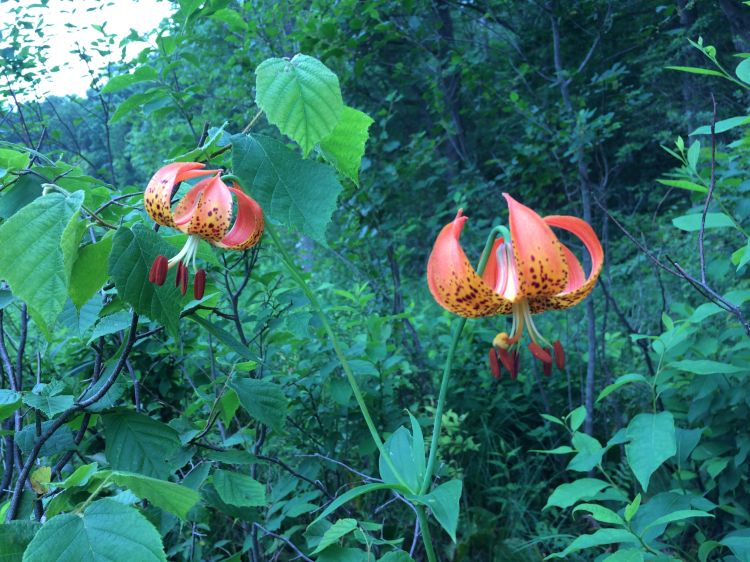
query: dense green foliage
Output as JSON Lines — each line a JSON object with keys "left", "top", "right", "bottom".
{"left": 1, "top": 0, "right": 750, "bottom": 560}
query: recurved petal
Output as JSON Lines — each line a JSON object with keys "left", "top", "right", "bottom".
{"left": 503, "top": 193, "right": 568, "bottom": 299}
{"left": 530, "top": 215, "right": 604, "bottom": 312}
{"left": 144, "top": 162, "right": 214, "bottom": 227}
{"left": 216, "top": 186, "right": 265, "bottom": 250}
{"left": 559, "top": 242, "right": 585, "bottom": 293}
{"left": 427, "top": 210, "right": 512, "bottom": 318}
{"left": 173, "top": 174, "right": 233, "bottom": 242}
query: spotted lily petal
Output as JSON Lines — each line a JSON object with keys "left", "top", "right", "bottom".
{"left": 173, "top": 174, "right": 233, "bottom": 243}
{"left": 503, "top": 193, "right": 568, "bottom": 299}
{"left": 427, "top": 210, "right": 512, "bottom": 318}
{"left": 216, "top": 186, "right": 265, "bottom": 250}
{"left": 144, "top": 162, "right": 214, "bottom": 227}
{"left": 530, "top": 215, "right": 604, "bottom": 311}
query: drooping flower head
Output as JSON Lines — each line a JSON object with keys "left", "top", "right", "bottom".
{"left": 427, "top": 193, "right": 603, "bottom": 378}
{"left": 144, "top": 162, "right": 264, "bottom": 298}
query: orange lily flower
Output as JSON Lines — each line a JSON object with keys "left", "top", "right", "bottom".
{"left": 144, "top": 162, "right": 264, "bottom": 298}
{"left": 427, "top": 193, "right": 603, "bottom": 377}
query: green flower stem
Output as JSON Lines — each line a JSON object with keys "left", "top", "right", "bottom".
{"left": 416, "top": 505, "right": 437, "bottom": 562}
{"left": 419, "top": 225, "right": 503, "bottom": 495}
{"left": 265, "top": 223, "right": 407, "bottom": 488}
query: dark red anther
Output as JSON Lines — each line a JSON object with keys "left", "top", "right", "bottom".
{"left": 489, "top": 348, "right": 501, "bottom": 379}
{"left": 194, "top": 269, "right": 206, "bottom": 300}
{"left": 510, "top": 350, "right": 519, "bottom": 380}
{"left": 148, "top": 255, "right": 168, "bottom": 286}
{"left": 553, "top": 340, "right": 565, "bottom": 370}
{"left": 174, "top": 262, "right": 184, "bottom": 288}
{"left": 543, "top": 360, "right": 552, "bottom": 377}
{"left": 498, "top": 348, "right": 519, "bottom": 380}
{"left": 528, "top": 341, "right": 552, "bottom": 364}
{"left": 179, "top": 262, "right": 189, "bottom": 296}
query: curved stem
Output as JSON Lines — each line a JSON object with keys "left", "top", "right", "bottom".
{"left": 264, "top": 223, "right": 407, "bottom": 488}
{"left": 416, "top": 505, "right": 437, "bottom": 562}
{"left": 419, "top": 225, "right": 502, "bottom": 495}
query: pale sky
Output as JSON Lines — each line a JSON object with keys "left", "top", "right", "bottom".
{"left": 1, "top": 0, "right": 175, "bottom": 98}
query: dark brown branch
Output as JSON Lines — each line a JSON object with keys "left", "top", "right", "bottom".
{"left": 5, "top": 313, "right": 140, "bottom": 521}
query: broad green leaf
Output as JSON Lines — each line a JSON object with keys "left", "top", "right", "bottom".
{"left": 573, "top": 503, "right": 625, "bottom": 525}
{"left": 22, "top": 393, "right": 74, "bottom": 418}
{"left": 736, "top": 58, "right": 750, "bottom": 84}
{"left": 16, "top": 420, "right": 74, "bottom": 457}
{"left": 0, "top": 521, "right": 40, "bottom": 562}
{"left": 109, "top": 471, "right": 199, "bottom": 519}
{"left": 722, "top": 528, "right": 750, "bottom": 562}
{"left": 597, "top": 373, "right": 648, "bottom": 402}
{"left": 102, "top": 411, "right": 180, "bottom": 479}
{"left": 58, "top": 463, "right": 99, "bottom": 489}
{"left": 110, "top": 87, "right": 170, "bottom": 124}
{"left": 211, "top": 8, "right": 247, "bottom": 31}
{"left": 22, "top": 499, "right": 166, "bottom": 562}
{"left": 349, "top": 359, "right": 379, "bottom": 377}
{"left": 379, "top": 426, "right": 422, "bottom": 493}
{"left": 88, "top": 311, "right": 134, "bottom": 343}
{"left": 255, "top": 54, "right": 343, "bottom": 155}
{"left": 698, "top": 541, "right": 720, "bottom": 562}
{"left": 0, "top": 174, "right": 42, "bottom": 220}
{"left": 229, "top": 377, "right": 288, "bottom": 433}
{"left": 69, "top": 237, "right": 113, "bottom": 308}
{"left": 642, "top": 509, "right": 713, "bottom": 532}
{"left": 625, "top": 412, "right": 676, "bottom": 492}
{"left": 672, "top": 212, "right": 734, "bottom": 232}
{"left": 666, "top": 65, "right": 725, "bottom": 77}
{"left": 101, "top": 66, "right": 159, "bottom": 94}
{"left": 0, "top": 389, "right": 21, "bottom": 421}
{"left": 545, "top": 478, "right": 610, "bottom": 509}
{"left": 567, "top": 406, "right": 587, "bottom": 432}
{"left": 309, "top": 483, "right": 407, "bottom": 528}
{"left": 0, "top": 148, "right": 29, "bottom": 180}
{"left": 547, "top": 528, "right": 639, "bottom": 559}
{"left": 568, "top": 432, "right": 604, "bottom": 472}
{"left": 312, "top": 518, "right": 358, "bottom": 555}
{"left": 690, "top": 115, "right": 750, "bottom": 136}
{"left": 231, "top": 133, "right": 343, "bottom": 243}
{"left": 602, "top": 550, "right": 645, "bottom": 562}
{"left": 414, "top": 479, "right": 462, "bottom": 542}
{"left": 317, "top": 547, "right": 368, "bottom": 562}
{"left": 668, "top": 359, "right": 745, "bottom": 375}
{"left": 319, "top": 106, "right": 374, "bottom": 185}
{"left": 0, "top": 288, "right": 14, "bottom": 310}
{"left": 0, "top": 174, "right": 42, "bottom": 219}
{"left": 378, "top": 553, "right": 415, "bottom": 562}
{"left": 213, "top": 469, "right": 266, "bottom": 507}
{"left": 78, "top": 363, "right": 125, "bottom": 413}
{"left": 0, "top": 192, "right": 84, "bottom": 334}
{"left": 108, "top": 224, "right": 182, "bottom": 337}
